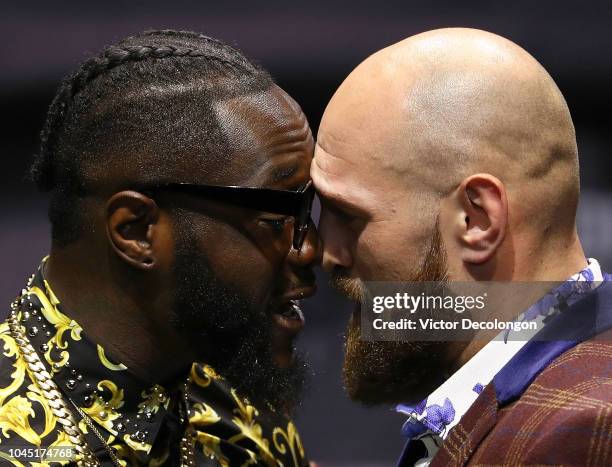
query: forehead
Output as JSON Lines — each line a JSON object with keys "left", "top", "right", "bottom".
{"left": 313, "top": 84, "right": 406, "bottom": 205}
{"left": 213, "top": 85, "right": 313, "bottom": 188}
{"left": 316, "top": 68, "right": 409, "bottom": 170}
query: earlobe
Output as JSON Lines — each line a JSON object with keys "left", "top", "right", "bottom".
{"left": 458, "top": 174, "right": 507, "bottom": 264}
{"left": 106, "top": 192, "right": 159, "bottom": 270}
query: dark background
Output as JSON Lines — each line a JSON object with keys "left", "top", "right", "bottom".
{"left": 2, "top": 2, "right": 611, "bottom": 465}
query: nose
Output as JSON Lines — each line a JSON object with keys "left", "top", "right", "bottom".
{"left": 288, "top": 219, "right": 321, "bottom": 267}
{"left": 318, "top": 208, "right": 353, "bottom": 273}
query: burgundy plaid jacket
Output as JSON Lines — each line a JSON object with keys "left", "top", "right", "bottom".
{"left": 428, "top": 278, "right": 612, "bottom": 466}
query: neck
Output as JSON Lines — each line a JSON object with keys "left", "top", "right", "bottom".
{"left": 454, "top": 231, "right": 588, "bottom": 369}
{"left": 44, "top": 245, "right": 193, "bottom": 384}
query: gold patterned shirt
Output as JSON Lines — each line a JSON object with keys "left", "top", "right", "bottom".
{"left": 0, "top": 261, "right": 308, "bottom": 466}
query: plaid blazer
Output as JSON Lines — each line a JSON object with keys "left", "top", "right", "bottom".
{"left": 429, "top": 278, "right": 612, "bottom": 467}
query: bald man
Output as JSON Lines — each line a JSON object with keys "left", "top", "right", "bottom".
{"left": 312, "top": 28, "right": 612, "bottom": 466}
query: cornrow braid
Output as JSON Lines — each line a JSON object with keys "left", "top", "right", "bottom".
{"left": 31, "top": 29, "right": 274, "bottom": 245}
{"left": 143, "top": 30, "right": 242, "bottom": 54}
{"left": 33, "top": 34, "right": 263, "bottom": 192}
{"left": 141, "top": 30, "right": 261, "bottom": 70}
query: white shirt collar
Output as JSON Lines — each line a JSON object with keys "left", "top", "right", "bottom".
{"left": 397, "top": 258, "right": 603, "bottom": 440}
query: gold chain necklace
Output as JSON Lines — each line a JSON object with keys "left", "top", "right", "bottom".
{"left": 8, "top": 296, "right": 101, "bottom": 466}
{"left": 9, "top": 289, "right": 196, "bottom": 466}
{"left": 68, "top": 400, "right": 122, "bottom": 466}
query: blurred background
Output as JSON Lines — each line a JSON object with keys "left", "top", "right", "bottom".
{"left": 2, "top": 1, "right": 611, "bottom": 465}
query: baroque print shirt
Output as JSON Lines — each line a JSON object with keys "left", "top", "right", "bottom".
{"left": 0, "top": 260, "right": 308, "bottom": 466}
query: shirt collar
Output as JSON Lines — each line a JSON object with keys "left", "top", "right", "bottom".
{"left": 15, "top": 258, "right": 309, "bottom": 466}
{"left": 396, "top": 258, "right": 604, "bottom": 440}
{"left": 18, "top": 259, "right": 173, "bottom": 454}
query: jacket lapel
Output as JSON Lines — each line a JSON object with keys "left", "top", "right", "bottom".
{"left": 429, "top": 384, "right": 498, "bottom": 467}
{"left": 431, "top": 277, "right": 612, "bottom": 466}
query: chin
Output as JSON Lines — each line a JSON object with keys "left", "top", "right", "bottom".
{"left": 343, "top": 319, "right": 448, "bottom": 405}
{"left": 273, "top": 347, "right": 297, "bottom": 369}
{"left": 343, "top": 356, "right": 435, "bottom": 406}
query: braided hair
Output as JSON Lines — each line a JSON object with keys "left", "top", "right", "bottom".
{"left": 31, "top": 30, "right": 274, "bottom": 245}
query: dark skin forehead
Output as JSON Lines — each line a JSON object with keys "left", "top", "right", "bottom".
{"left": 211, "top": 84, "right": 314, "bottom": 190}
{"left": 86, "top": 84, "right": 312, "bottom": 196}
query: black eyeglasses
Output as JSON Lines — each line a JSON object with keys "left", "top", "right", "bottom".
{"left": 137, "top": 180, "right": 315, "bottom": 250}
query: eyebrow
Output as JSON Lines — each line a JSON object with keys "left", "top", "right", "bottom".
{"left": 317, "top": 187, "right": 369, "bottom": 218}
{"left": 270, "top": 165, "right": 298, "bottom": 183}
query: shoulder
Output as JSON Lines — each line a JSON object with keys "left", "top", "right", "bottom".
{"left": 481, "top": 339, "right": 612, "bottom": 465}
{"left": 536, "top": 333, "right": 612, "bottom": 400}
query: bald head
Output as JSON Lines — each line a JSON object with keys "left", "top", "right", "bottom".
{"left": 314, "top": 28, "right": 585, "bottom": 284}
{"left": 322, "top": 28, "right": 577, "bottom": 222}
{"left": 315, "top": 28, "right": 588, "bottom": 406}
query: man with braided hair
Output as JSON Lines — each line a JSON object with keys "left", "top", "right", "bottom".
{"left": 0, "top": 30, "right": 318, "bottom": 466}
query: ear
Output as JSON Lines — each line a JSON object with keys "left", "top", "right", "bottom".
{"left": 456, "top": 174, "right": 507, "bottom": 264}
{"left": 106, "top": 191, "right": 160, "bottom": 270}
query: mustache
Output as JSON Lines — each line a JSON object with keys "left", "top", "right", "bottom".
{"left": 329, "top": 269, "right": 365, "bottom": 302}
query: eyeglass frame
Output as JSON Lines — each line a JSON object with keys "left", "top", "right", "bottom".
{"left": 135, "top": 179, "right": 315, "bottom": 250}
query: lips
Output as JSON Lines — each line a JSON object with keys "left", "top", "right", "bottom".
{"left": 279, "top": 300, "right": 305, "bottom": 322}
{"left": 271, "top": 285, "right": 316, "bottom": 336}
